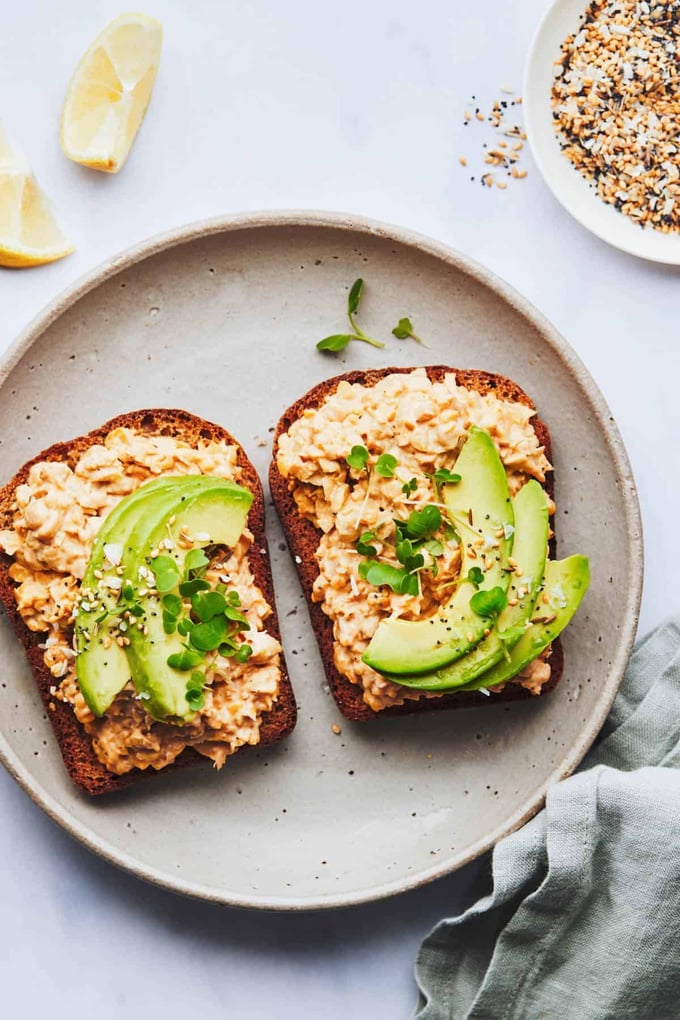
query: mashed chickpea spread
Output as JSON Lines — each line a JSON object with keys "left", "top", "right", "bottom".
{"left": 0, "top": 427, "right": 281, "bottom": 775}
{"left": 276, "top": 369, "right": 552, "bottom": 711}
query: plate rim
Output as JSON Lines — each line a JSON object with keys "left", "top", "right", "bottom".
{"left": 0, "top": 209, "right": 643, "bottom": 909}
{"left": 523, "top": 0, "right": 680, "bottom": 265}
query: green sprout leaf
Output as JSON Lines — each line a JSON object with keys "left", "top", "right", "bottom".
{"left": 179, "top": 577, "right": 211, "bottom": 597}
{"left": 192, "top": 590, "right": 227, "bottom": 622}
{"left": 406, "top": 505, "right": 442, "bottom": 540}
{"left": 467, "top": 566, "right": 485, "bottom": 589}
{"left": 375, "top": 453, "right": 397, "bottom": 478}
{"left": 167, "top": 647, "right": 204, "bottom": 671}
{"left": 470, "top": 586, "right": 508, "bottom": 619}
{"left": 401, "top": 477, "right": 418, "bottom": 495}
{"left": 346, "top": 445, "right": 369, "bottom": 472}
{"left": 185, "top": 548, "right": 209, "bottom": 577}
{"left": 391, "top": 316, "right": 425, "bottom": 345}
{"left": 358, "top": 560, "right": 409, "bottom": 592}
{"left": 433, "top": 468, "right": 462, "bottom": 488}
{"left": 356, "top": 530, "right": 378, "bottom": 557}
{"left": 187, "top": 670, "right": 206, "bottom": 692}
{"left": 226, "top": 591, "right": 241, "bottom": 607}
{"left": 399, "top": 572, "right": 420, "bottom": 596}
{"left": 151, "top": 555, "right": 181, "bottom": 593}
{"left": 317, "top": 334, "right": 353, "bottom": 352}
{"left": 358, "top": 560, "right": 420, "bottom": 595}
{"left": 347, "top": 278, "right": 364, "bottom": 315}
{"left": 317, "top": 279, "right": 385, "bottom": 352}
{"left": 162, "top": 594, "right": 183, "bottom": 616}
{"left": 218, "top": 639, "right": 238, "bottom": 657}
{"left": 395, "top": 538, "right": 415, "bottom": 565}
{"left": 190, "top": 616, "right": 228, "bottom": 652}
{"left": 186, "top": 684, "right": 205, "bottom": 711}
{"left": 236, "top": 643, "right": 253, "bottom": 663}
{"left": 178, "top": 617, "right": 194, "bottom": 637}
{"left": 391, "top": 317, "right": 412, "bottom": 339}
{"left": 122, "top": 581, "right": 135, "bottom": 602}
{"left": 224, "top": 605, "right": 250, "bottom": 630}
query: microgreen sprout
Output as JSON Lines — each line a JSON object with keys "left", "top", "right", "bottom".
{"left": 346, "top": 446, "right": 398, "bottom": 528}
{"left": 355, "top": 530, "right": 378, "bottom": 556}
{"left": 401, "top": 477, "right": 418, "bottom": 496}
{"left": 151, "top": 555, "right": 181, "bottom": 593}
{"left": 432, "top": 468, "right": 462, "bottom": 491}
{"left": 470, "top": 586, "right": 508, "bottom": 621}
{"left": 375, "top": 453, "right": 397, "bottom": 478}
{"left": 186, "top": 671, "right": 207, "bottom": 711}
{"left": 358, "top": 503, "right": 449, "bottom": 597}
{"left": 467, "top": 566, "right": 485, "bottom": 590}
{"left": 346, "top": 445, "right": 369, "bottom": 472}
{"left": 392, "top": 316, "right": 426, "bottom": 346}
{"left": 152, "top": 543, "right": 255, "bottom": 704}
{"left": 317, "top": 279, "right": 385, "bottom": 352}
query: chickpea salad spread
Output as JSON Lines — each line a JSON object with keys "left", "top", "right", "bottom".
{"left": 0, "top": 414, "right": 290, "bottom": 788}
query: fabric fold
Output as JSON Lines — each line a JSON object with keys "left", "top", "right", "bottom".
{"left": 414, "top": 618, "right": 680, "bottom": 1020}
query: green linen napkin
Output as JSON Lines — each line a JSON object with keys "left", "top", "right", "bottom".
{"left": 414, "top": 617, "right": 680, "bottom": 1020}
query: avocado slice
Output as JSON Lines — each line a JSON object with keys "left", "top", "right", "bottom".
{"left": 75, "top": 476, "right": 193, "bottom": 716}
{"left": 459, "top": 554, "right": 590, "bottom": 692}
{"left": 361, "top": 427, "right": 514, "bottom": 676}
{"left": 75, "top": 476, "right": 252, "bottom": 719}
{"left": 381, "top": 479, "right": 549, "bottom": 690}
{"left": 122, "top": 477, "right": 253, "bottom": 722}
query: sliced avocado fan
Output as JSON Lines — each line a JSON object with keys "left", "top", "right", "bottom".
{"left": 362, "top": 427, "right": 515, "bottom": 676}
{"left": 75, "top": 476, "right": 252, "bottom": 719}
{"left": 382, "top": 478, "right": 550, "bottom": 690}
{"left": 458, "top": 555, "right": 590, "bottom": 692}
{"left": 75, "top": 476, "right": 199, "bottom": 716}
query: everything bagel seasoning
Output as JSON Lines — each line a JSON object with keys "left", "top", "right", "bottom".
{"left": 552, "top": 0, "right": 680, "bottom": 232}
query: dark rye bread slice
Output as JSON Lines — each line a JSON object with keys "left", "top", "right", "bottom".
{"left": 0, "top": 409, "right": 297, "bottom": 795}
{"left": 269, "top": 367, "right": 562, "bottom": 722}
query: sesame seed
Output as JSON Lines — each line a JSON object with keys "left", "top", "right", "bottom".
{"left": 331, "top": 723, "right": 342, "bottom": 735}
{"left": 459, "top": 155, "right": 468, "bottom": 166}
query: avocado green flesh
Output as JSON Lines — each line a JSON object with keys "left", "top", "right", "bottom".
{"left": 459, "top": 555, "right": 590, "bottom": 692}
{"left": 124, "top": 480, "right": 252, "bottom": 722}
{"left": 362, "top": 427, "right": 514, "bottom": 676}
{"left": 75, "top": 477, "right": 194, "bottom": 716}
{"left": 383, "top": 479, "right": 549, "bottom": 691}
{"left": 75, "top": 477, "right": 252, "bottom": 720}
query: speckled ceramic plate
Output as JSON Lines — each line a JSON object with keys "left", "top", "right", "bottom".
{"left": 0, "top": 212, "right": 642, "bottom": 909}
{"left": 524, "top": 0, "right": 680, "bottom": 264}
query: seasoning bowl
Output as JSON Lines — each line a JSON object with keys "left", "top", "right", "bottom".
{"left": 524, "top": 0, "right": 680, "bottom": 264}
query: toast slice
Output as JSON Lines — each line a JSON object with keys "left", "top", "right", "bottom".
{"left": 0, "top": 409, "right": 297, "bottom": 794}
{"left": 270, "top": 367, "right": 562, "bottom": 722}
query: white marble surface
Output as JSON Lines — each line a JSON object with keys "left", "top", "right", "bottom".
{"left": 0, "top": 1, "right": 676, "bottom": 1016}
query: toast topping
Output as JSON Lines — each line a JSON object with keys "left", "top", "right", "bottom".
{"left": 276, "top": 369, "right": 553, "bottom": 711}
{"left": 0, "top": 427, "right": 281, "bottom": 775}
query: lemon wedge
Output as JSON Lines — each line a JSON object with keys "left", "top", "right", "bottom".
{"left": 61, "top": 13, "right": 162, "bottom": 173}
{"left": 0, "top": 125, "right": 74, "bottom": 268}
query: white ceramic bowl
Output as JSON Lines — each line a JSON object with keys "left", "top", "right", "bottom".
{"left": 524, "top": 0, "right": 680, "bottom": 264}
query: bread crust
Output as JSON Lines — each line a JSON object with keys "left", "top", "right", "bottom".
{"left": 0, "top": 409, "right": 297, "bottom": 795}
{"left": 269, "top": 367, "right": 562, "bottom": 722}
